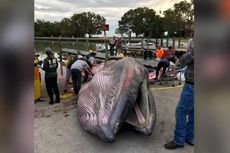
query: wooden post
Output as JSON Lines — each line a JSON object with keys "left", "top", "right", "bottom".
{"left": 160, "top": 35, "right": 163, "bottom": 47}
{"left": 172, "top": 37, "right": 175, "bottom": 48}
{"left": 128, "top": 30, "right": 131, "bottom": 44}
{"left": 178, "top": 37, "right": 181, "bottom": 48}
{"left": 166, "top": 37, "right": 169, "bottom": 47}
{"left": 59, "top": 51, "right": 63, "bottom": 76}
{"left": 104, "top": 30, "right": 108, "bottom": 59}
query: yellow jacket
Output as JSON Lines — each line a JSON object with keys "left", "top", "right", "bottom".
{"left": 117, "top": 53, "right": 124, "bottom": 58}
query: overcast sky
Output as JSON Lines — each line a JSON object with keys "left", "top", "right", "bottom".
{"left": 35, "top": 0, "right": 185, "bottom": 36}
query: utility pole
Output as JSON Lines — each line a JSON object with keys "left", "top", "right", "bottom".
{"left": 104, "top": 24, "right": 109, "bottom": 59}
{"left": 104, "top": 30, "right": 108, "bottom": 59}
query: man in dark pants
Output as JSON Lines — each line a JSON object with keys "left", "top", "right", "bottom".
{"left": 70, "top": 55, "right": 94, "bottom": 96}
{"left": 154, "top": 58, "right": 170, "bottom": 80}
{"left": 109, "top": 36, "right": 116, "bottom": 56}
{"left": 42, "top": 47, "right": 60, "bottom": 105}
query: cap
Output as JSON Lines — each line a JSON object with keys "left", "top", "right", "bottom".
{"left": 89, "top": 50, "right": 93, "bottom": 53}
{"left": 45, "top": 47, "right": 52, "bottom": 54}
{"left": 78, "top": 55, "right": 83, "bottom": 59}
{"left": 92, "top": 50, "right": 97, "bottom": 54}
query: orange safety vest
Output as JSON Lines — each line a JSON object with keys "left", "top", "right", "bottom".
{"left": 155, "top": 48, "right": 164, "bottom": 58}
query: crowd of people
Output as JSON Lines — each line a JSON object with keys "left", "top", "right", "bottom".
{"left": 36, "top": 44, "right": 126, "bottom": 105}
{"left": 35, "top": 30, "right": 194, "bottom": 150}
{"left": 109, "top": 36, "right": 123, "bottom": 56}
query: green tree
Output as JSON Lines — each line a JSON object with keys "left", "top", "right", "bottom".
{"left": 174, "top": 0, "right": 194, "bottom": 32}
{"left": 34, "top": 20, "right": 54, "bottom": 37}
{"left": 119, "top": 7, "right": 161, "bottom": 38}
{"left": 163, "top": 9, "right": 183, "bottom": 36}
{"left": 163, "top": 0, "right": 194, "bottom": 37}
{"left": 35, "top": 12, "right": 106, "bottom": 37}
{"left": 70, "top": 12, "right": 105, "bottom": 37}
{"left": 51, "top": 22, "right": 61, "bottom": 36}
{"left": 115, "top": 27, "right": 126, "bottom": 37}
{"left": 60, "top": 18, "right": 72, "bottom": 37}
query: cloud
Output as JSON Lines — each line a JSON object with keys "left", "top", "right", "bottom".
{"left": 34, "top": 0, "right": 186, "bottom": 36}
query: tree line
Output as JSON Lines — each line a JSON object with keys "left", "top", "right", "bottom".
{"left": 117, "top": 0, "right": 194, "bottom": 38}
{"left": 35, "top": 12, "right": 106, "bottom": 37}
{"left": 35, "top": 0, "right": 193, "bottom": 38}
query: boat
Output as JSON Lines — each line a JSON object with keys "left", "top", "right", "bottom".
{"left": 124, "top": 40, "right": 156, "bottom": 50}
{"left": 96, "top": 44, "right": 111, "bottom": 52}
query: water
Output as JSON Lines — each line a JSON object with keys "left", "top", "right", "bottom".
{"left": 35, "top": 40, "right": 103, "bottom": 54}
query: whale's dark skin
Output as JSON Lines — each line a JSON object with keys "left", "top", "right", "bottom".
{"left": 77, "top": 57, "right": 156, "bottom": 142}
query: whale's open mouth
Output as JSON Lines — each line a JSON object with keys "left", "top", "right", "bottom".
{"left": 126, "top": 79, "right": 156, "bottom": 134}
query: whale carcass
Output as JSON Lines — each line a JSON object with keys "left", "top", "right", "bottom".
{"left": 77, "top": 57, "right": 156, "bottom": 142}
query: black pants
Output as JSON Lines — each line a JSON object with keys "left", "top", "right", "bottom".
{"left": 144, "top": 50, "right": 147, "bottom": 60}
{"left": 168, "top": 57, "right": 176, "bottom": 64}
{"left": 110, "top": 44, "right": 115, "bottom": 56}
{"left": 155, "top": 61, "right": 170, "bottom": 79}
{"left": 144, "top": 50, "right": 152, "bottom": 60}
{"left": 149, "top": 51, "right": 153, "bottom": 59}
{"left": 45, "top": 77, "right": 60, "bottom": 102}
{"left": 71, "top": 69, "right": 82, "bottom": 95}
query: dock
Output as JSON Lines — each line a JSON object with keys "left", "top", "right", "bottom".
{"left": 121, "top": 45, "right": 187, "bottom": 57}
{"left": 60, "top": 48, "right": 158, "bottom": 68}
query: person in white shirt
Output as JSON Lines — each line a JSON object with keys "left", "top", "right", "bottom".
{"left": 187, "top": 30, "right": 194, "bottom": 51}
{"left": 71, "top": 55, "right": 93, "bottom": 95}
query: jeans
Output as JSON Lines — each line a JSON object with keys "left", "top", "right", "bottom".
{"left": 71, "top": 69, "right": 82, "bottom": 95}
{"left": 155, "top": 59, "right": 170, "bottom": 79}
{"left": 173, "top": 83, "right": 194, "bottom": 145}
{"left": 66, "top": 69, "right": 72, "bottom": 82}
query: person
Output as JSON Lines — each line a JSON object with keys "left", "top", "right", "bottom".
{"left": 142, "top": 39, "right": 150, "bottom": 60}
{"left": 164, "top": 46, "right": 176, "bottom": 63}
{"left": 86, "top": 50, "right": 92, "bottom": 62}
{"left": 34, "top": 54, "right": 42, "bottom": 102}
{"left": 115, "top": 37, "right": 122, "bottom": 54}
{"left": 155, "top": 45, "right": 164, "bottom": 61}
{"left": 109, "top": 36, "right": 116, "bottom": 56}
{"left": 164, "top": 29, "right": 194, "bottom": 150}
{"left": 154, "top": 58, "right": 170, "bottom": 80}
{"left": 64, "top": 54, "right": 77, "bottom": 93}
{"left": 71, "top": 55, "right": 94, "bottom": 96}
{"left": 116, "top": 49, "right": 124, "bottom": 59}
{"left": 88, "top": 50, "right": 97, "bottom": 68}
{"left": 42, "top": 47, "right": 60, "bottom": 105}
{"left": 84, "top": 50, "right": 96, "bottom": 82}
{"left": 85, "top": 50, "right": 97, "bottom": 68}
{"left": 187, "top": 33, "right": 194, "bottom": 52}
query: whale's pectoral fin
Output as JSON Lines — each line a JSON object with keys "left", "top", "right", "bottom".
{"left": 125, "top": 79, "right": 156, "bottom": 135}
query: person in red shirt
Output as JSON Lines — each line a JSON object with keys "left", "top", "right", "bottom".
{"left": 164, "top": 46, "right": 176, "bottom": 63}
